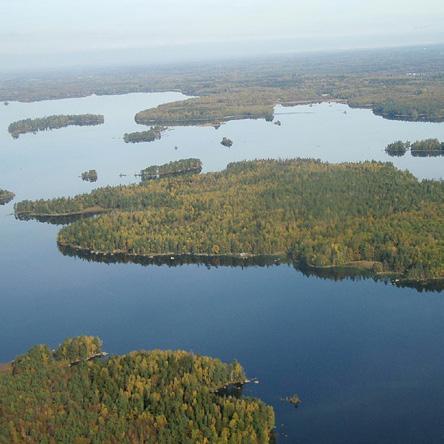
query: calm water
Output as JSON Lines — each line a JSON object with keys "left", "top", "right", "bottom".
{"left": 0, "top": 93, "right": 443, "bottom": 443}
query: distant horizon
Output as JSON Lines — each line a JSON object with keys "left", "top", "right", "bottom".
{"left": 2, "top": 37, "right": 444, "bottom": 76}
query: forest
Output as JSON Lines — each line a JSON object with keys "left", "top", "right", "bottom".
{"left": 15, "top": 159, "right": 444, "bottom": 281}
{"left": 386, "top": 139, "right": 444, "bottom": 157}
{"left": 140, "top": 158, "right": 202, "bottom": 181}
{"left": 0, "top": 189, "right": 15, "bottom": 205}
{"left": 0, "top": 336, "right": 274, "bottom": 443}
{"left": 8, "top": 114, "right": 104, "bottom": 138}
{"left": 123, "top": 125, "right": 167, "bottom": 143}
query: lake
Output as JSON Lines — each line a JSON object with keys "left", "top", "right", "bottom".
{"left": 1, "top": 92, "right": 443, "bottom": 443}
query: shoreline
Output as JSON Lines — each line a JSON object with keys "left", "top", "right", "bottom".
{"left": 57, "top": 242, "right": 443, "bottom": 290}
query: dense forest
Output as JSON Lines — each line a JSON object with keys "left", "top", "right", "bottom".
{"left": 2, "top": 46, "right": 444, "bottom": 124}
{"left": 15, "top": 159, "right": 444, "bottom": 281}
{"left": 123, "top": 125, "right": 167, "bottom": 143}
{"left": 140, "top": 158, "right": 202, "bottom": 181}
{"left": 0, "top": 189, "right": 15, "bottom": 205}
{"left": 386, "top": 139, "right": 444, "bottom": 157}
{"left": 8, "top": 114, "right": 104, "bottom": 138}
{"left": 0, "top": 336, "right": 274, "bottom": 443}
{"left": 81, "top": 170, "right": 98, "bottom": 182}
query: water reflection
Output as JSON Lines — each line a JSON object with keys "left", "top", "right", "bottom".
{"left": 58, "top": 244, "right": 443, "bottom": 293}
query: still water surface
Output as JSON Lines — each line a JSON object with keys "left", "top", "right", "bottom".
{"left": 0, "top": 93, "right": 443, "bottom": 443}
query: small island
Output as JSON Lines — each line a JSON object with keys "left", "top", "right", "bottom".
{"left": 385, "top": 140, "right": 409, "bottom": 156}
{"left": 8, "top": 114, "right": 104, "bottom": 138}
{"left": 140, "top": 158, "right": 202, "bottom": 181}
{"left": 0, "top": 189, "right": 15, "bottom": 205}
{"left": 0, "top": 336, "right": 275, "bottom": 443}
{"left": 282, "top": 394, "right": 302, "bottom": 407}
{"left": 81, "top": 170, "right": 98, "bottom": 182}
{"left": 386, "top": 139, "right": 444, "bottom": 157}
{"left": 123, "top": 125, "right": 168, "bottom": 143}
{"left": 411, "top": 139, "right": 444, "bottom": 156}
{"left": 221, "top": 137, "right": 233, "bottom": 147}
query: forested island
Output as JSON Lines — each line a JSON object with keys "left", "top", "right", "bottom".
{"left": 81, "top": 170, "right": 98, "bottom": 182}
{"left": 8, "top": 114, "right": 104, "bottom": 138}
{"left": 0, "top": 189, "right": 15, "bottom": 205}
{"left": 140, "top": 158, "right": 202, "bottom": 181}
{"left": 0, "top": 336, "right": 274, "bottom": 443}
{"left": 15, "top": 159, "right": 444, "bottom": 282}
{"left": 386, "top": 139, "right": 444, "bottom": 157}
{"left": 221, "top": 137, "right": 233, "bottom": 147}
{"left": 123, "top": 125, "right": 167, "bottom": 143}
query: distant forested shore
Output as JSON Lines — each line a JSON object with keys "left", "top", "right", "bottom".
{"left": 2, "top": 47, "right": 444, "bottom": 125}
{"left": 8, "top": 114, "right": 104, "bottom": 138}
{"left": 15, "top": 158, "right": 444, "bottom": 282}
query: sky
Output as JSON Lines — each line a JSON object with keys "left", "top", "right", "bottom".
{"left": 1, "top": 0, "right": 444, "bottom": 70}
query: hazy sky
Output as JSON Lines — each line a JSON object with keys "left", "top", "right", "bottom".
{"left": 1, "top": 0, "right": 444, "bottom": 69}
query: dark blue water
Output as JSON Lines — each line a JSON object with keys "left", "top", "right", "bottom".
{"left": 1, "top": 93, "right": 444, "bottom": 443}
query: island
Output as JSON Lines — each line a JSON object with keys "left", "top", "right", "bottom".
{"left": 81, "top": 169, "right": 98, "bottom": 182}
{"left": 411, "top": 138, "right": 444, "bottom": 156}
{"left": 140, "top": 158, "right": 202, "bottom": 181}
{"left": 0, "top": 189, "right": 15, "bottom": 205}
{"left": 221, "top": 137, "right": 233, "bottom": 147}
{"left": 14, "top": 159, "right": 444, "bottom": 282}
{"left": 8, "top": 114, "right": 104, "bottom": 138}
{"left": 0, "top": 336, "right": 275, "bottom": 443}
{"left": 385, "top": 140, "right": 409, "bottom": 156}
{"left": 282, "top": 394, "right": 302, "bottom": 407}
{"left": 386, "top": 139, "right": 444, "bottom": 157}
{"left": 123, "top": 125, "right": 168, "bottom": 143}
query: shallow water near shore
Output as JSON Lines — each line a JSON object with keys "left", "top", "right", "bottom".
{"left": 1, "top": 92, "right": 443, "bottom": 443}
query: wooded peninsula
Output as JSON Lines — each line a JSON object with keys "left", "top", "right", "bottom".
{"left": 15, "top": 159, "right": 444, "bottom": 282}
{"left": 0, "top": 189, "right": 15, "bottom": 205}
{"left": 0, "top": 336, "right": 274, "bottom": 443}
{"left": 8, "top": 114, "right": 104, "bottom": 138}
